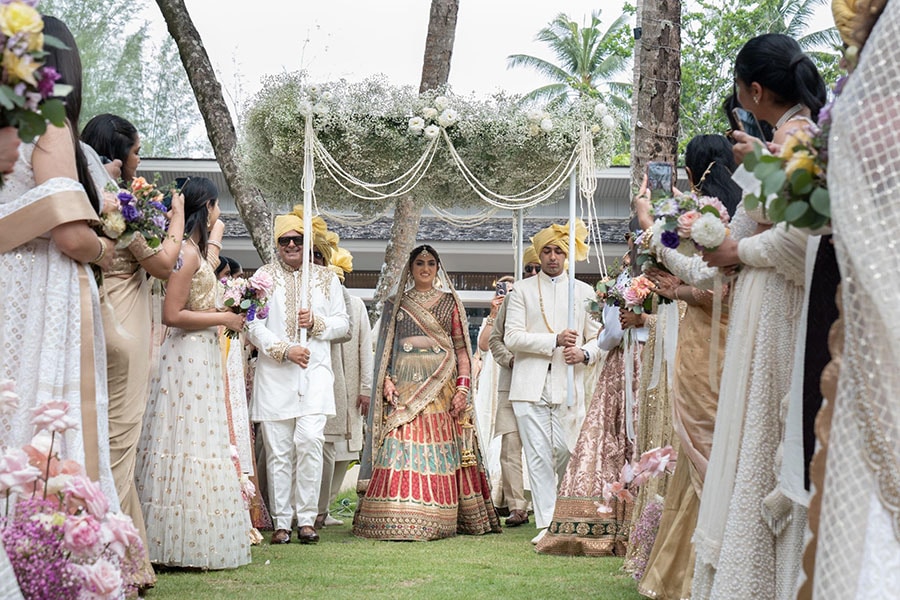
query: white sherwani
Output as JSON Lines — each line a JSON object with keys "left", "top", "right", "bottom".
{"left": 247, "top": 260, "right": 349, "bottom": 530}
{"left": 504, "top": 271, "right": 601, "bottom": 529}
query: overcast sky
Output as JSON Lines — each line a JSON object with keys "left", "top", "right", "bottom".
{"left": 145, "top": 0, "right": 630, "bottom": 112}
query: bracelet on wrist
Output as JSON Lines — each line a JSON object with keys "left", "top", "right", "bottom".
{"left": 90, "top": 238, "right": 106, "bottom": 264}
{"left": 455, "top": 376, "right": 470, "bottom": 388}
{"left": 207, "top": 239, "right": 223, "bottom": 249}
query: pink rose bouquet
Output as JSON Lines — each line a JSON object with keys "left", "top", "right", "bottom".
{"left": 220, "top": 270, "right": 274, "bottom": 338}
{"left": 649, "top": 193, "right": 731, "bottom": 255}
{"left": 0, "top": 382, "right": 143, "bottom": 599}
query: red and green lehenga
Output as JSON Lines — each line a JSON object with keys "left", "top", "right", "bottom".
{"left": 353, "top": 290, "right": 501, "bottom": 541}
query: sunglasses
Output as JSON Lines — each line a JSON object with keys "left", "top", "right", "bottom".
{"left": 313, "top": 251, "right": 324, "bottom": 261}
{"left": 524, "top": 265, "right": 540, "bottom": 274}
{"left": 278, "top": 236, "right": 304, "bottom": 247}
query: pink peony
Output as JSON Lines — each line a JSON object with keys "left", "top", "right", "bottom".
{"left": 63, "top": 513, "right": 102, "bottom": 558}
{"left": 0, "top": 379, "right": 19, "bottom": 414}
{"left": 249, "top": 270, "right": 274, "bottom": 295}
{"left": 677, "top": 210, "right": 702, "bottom": 237}
{"left": 0, "top": 447, "right": 41, "bottom": 495}
{"left": 595, "top": 501, "right": 614, "bottom": 516}
{"left": 30, "top": 400, "right": 80, "bottom": 433}
{"left": 102, "top": 512, "right": 142, "bottom": 559}
{"left": 696, "top": 196, "right": 731, "bottom": 224}
{"left": 76, "top": 557, "right": 123, "bottom": 599}
{"left": 64, "top": 475, "right": 109, "bottom": 518}
{"left": 604, "top": 480, "right": 634, "bottom": 503}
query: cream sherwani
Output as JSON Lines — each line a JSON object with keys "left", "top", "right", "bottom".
{"left": 319, "top": 291, "right": 373, "bottom": 516}
{"left": 247, "top": 261, "right": 349, "bottom": 530}
{"left": 504, "top": 271, "right": 601, "bottom": 529}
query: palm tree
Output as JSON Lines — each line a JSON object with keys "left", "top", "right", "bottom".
{"left": 507, "top": 11, "right": 632, "bottom": 112}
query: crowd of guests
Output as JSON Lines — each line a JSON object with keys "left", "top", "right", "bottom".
{"left": 1, "top": 1, "right": 898, "bottom": 598}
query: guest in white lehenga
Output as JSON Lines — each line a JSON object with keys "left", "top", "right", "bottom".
{"left": 0, "top": 17, "right": 119, "bottom": 510}
{"left": 808, "top": 0, "right": 900, "bottom": 596}
{"left": 136, "top": 177, "right": 251, "bottom": 569}
{"left": 693, "top": 34, "right": 825, "bottom": 600}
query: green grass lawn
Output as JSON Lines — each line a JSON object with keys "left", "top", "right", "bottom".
{"left": 151, "top": 495, "right": 644, "bottom": 600}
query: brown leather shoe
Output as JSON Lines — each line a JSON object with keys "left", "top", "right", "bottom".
{"left": 314, "top": 514, "right": 326, "bottom": 530}
{"left": 297, "top": 525, "right": 319, "bottom": 544}
{"left": 505, "top": 509, "right": 529, "bottom": 527}
{"left": 271, "top": 528, "right": 291, "bottom": 544}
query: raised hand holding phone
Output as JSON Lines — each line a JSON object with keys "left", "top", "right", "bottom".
{"left": 647, "top": 161, "right": 674, "bottom": 200}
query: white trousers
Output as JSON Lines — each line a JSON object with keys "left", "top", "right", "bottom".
{"left": 260, "top": 415, "right": 327, "bottom": 530}
{"left": 318, "top": 441, "right": 352, "bottom": 515}
{"left": 512, "top": 375, "right": 570, "bottom": 529}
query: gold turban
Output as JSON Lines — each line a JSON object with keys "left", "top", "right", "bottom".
{"left": 313, "top": 229, "right": 340, "bottom": 265}
{"left": 274, "top": 205, "right": 327, "bottom": 243}
{"left": 530, "top": 219, "right": 589, "bottom": 262}
{"left": 832, "top": 0, "right": 861, "bottom": 46}
{"left": 328, "top": 247, "right": 353, "bottom": 282}
{"left": 523, "top": 245, "right": 539, "bottom": 266}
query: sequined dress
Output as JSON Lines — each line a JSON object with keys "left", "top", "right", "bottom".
{"left": 136, "top": 250, "right": 251, "bottom": 569}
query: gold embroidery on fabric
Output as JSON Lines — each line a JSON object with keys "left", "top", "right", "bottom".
{"left": 402, "top": 343, "right": 413, "bottom": 352}
{"left": 267, "top": 341, "right": 290, "bottom": 363}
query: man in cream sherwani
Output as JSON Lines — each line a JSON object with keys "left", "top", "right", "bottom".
{"left": 504, "top": 220, "right": 601, "bottom": 544}
{"left": 248, "top": 207, "right": 349, "bottom": 545}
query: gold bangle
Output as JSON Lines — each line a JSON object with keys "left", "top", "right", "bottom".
{"left": 90, "top": 238, "right": 106, "bottom": 264}
{"left": 207, "top": 239, "right": 223, "bottom": 249}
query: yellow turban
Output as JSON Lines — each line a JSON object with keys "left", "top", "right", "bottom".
{"left": 523, "top": 245, "right": 539, "bottom": 266}
{"left": 832, "top": 0, "right": 860, "bottom": 46}
{"left": 274, "top": 205, "right": 327, "bottom": 243}
{"left": 313, "top": 229, "right": 340, "bottom": 265}
{"left": 531, "top": 219, "right": 589, "bottom": 262}
{"left": 328, "top": 247, "right": 353, "bottom": 282}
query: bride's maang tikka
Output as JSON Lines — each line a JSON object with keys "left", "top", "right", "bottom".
{"left": 417, "top": 247, "right": 435, "bottom": 260}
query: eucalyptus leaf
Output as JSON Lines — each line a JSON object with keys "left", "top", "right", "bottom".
{"left": 810, "top": 187, "right": 831, "bottom": 217}
{"left": 783, "top": 201, "right": 809, "bottom": 223}
{"left": 240, "top": 299, "right": 252, "bottom": 310}
{"left": 790, "top": 169, "right": 813, "bottom": 196}
{"left": 753, "top": 160, "right": 782, "bottom": 181}
{"left": 40, "top": 99, "right": 67, "bottom": 127}
{"left": 768, "top": 195, "right": 787, "bottom": 222}
{"left": 763, "top": 170, "right": 786, "bottom": 195}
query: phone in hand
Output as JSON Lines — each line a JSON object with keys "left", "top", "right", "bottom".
{"left": 162, "top": 176, "right": 189, "bottom": 210}
{"left": 732, "top": 107, "right": 765, "bottom": 141}
{"left": 496, "top": 281, "right": 509, "bottom": 297}
{"left": 647, "top": 161, "right": 674, "bottom": 201}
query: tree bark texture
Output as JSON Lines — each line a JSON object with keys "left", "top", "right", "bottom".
{"left": 630, "top": 0, "right": 681, "bottom": 201}
{"left": 372, "top": 0, "right": 459, "bottom": 320}
{"left": 155, "top": 0, "right": 273, "bottom": 263}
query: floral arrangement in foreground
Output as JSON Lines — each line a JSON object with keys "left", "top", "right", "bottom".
{"left": 99, "top": 177, "right": 171, "bottom": 250}
{"left": 242, "top": 72, "right": 620, "bottom": 213}
{"left": 647, "top": 193, "right": 731, "bottom": 255}
{"left": 220, "top": 271, "right": 275, "bottom": 338}
{"left": 0, "top": 379, "right": 143, "bottom": 600}
{"left": 593, "top": 271, "right": 655, "bottom": 316}
{"left": 587, "top": 260, "right": 623, "bottom": 324}
{"left": 626, "top": 498, "right": 663, "bottom": 581}
{"left": 0, "top": 1, "right": 73, "bottom": 185}
{"left": 742, "top": 77, "right": 844, "bottom": 231}
{"left": 595, "top": 445, "right": 676, "bottom": 516}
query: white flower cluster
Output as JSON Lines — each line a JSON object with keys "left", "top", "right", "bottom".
{"left": 691, "top": 213, "right": 727, "bottom": 249}
{"left": 297, "top": 84, "right": 333, "bottom": 118}
{"left": 409, "top": 95, "right": 460, "bottom": 137}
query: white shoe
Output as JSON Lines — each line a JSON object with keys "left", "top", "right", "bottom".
{"left": 323, "top": 515, "right": 344, "bottom": 527}
{"left": 531, "top": 528, "right": 547, "bottom": 545}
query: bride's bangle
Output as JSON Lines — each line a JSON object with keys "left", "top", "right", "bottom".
{"left": 90, "top": 238, "right": 106, "bottom": 264}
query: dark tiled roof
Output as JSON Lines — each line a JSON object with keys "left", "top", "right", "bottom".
{"left": 221, "top": 215, "right": 630, "bottom": 244}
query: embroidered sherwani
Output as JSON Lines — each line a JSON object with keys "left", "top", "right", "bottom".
{"left": 247, "top": 260, "right": 349, "bottom": 530}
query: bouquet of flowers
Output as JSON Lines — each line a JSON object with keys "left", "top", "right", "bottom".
{"left": 604, "top": 272, "right": 655, "bottom": 315}
{"left": 743, "top": 77, "right": 844, "bottom": 231}
{"left": 220, "top": 270, "right": 275, "bottom": 338}
{"left": 595, "top": 445, "right": 676, "bottom": 516}
{"left": 586, "top": 261, "right": 623, "bottom": 323}
{"left": 0, "top": 2, "right": 70, "bottom": 138}
{"left": 99, "top": 177, "right": 171, "bottom": 250}
{"left": 0, "top": 380, "right": 143, "bottom": 600}
{"left": 648, "top": 193, "right": 731, "bottom": 255}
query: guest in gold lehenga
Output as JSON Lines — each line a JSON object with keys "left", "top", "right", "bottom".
{"left": 354, "top": 245, "right": 501, "bottom": 541}
{"left": 634, "top": 134, "right": 741, "bottom": 599}
{"left": 82, "top": 114, "right": 186, "bottom": 587}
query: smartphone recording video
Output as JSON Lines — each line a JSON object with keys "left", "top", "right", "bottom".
{"left": 496, "top": 281, "right": 509, "bottom": 297}
{"left": 732, "top": 107, "right": 765, "bottom": 141}
{"left": 647, "top": 161, "right": 673, "bottom": 201}
{"left": 162, "top": 177, "right": 189, "bottom": 210}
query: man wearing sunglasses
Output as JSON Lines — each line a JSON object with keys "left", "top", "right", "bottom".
{"left": 248, "top": 207, "right": 349, "bottom": 546}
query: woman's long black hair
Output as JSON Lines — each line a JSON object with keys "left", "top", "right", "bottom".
{"left": 181, "top": 177, "right": 218, "bottom": 258}
{"left": 685, "top": 134, "right": 744, "bottom": 217}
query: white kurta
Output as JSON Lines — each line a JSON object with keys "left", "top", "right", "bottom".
{"left": 248, "top": 261, "right": 350, "bottom": 420}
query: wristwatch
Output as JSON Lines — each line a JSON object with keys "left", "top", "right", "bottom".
{"left": 582, "top": 349, "right": 591, "bottom": 365}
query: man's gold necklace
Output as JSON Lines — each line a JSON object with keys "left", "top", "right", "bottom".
{"left": 536, "top": 275, "right": 555, "bottom": 333}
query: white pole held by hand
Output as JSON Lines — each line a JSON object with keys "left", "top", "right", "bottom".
{"left": 567, "top": 167, "right": 576, "bottom": 408}
{"left": 299, "top": 116, "right": 315, "bottom": 394}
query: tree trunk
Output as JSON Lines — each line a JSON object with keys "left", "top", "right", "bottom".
{"left": 154, "top": 0, "right": 273, "bottom": 263}
{"left": 371, "top": 0, "right": 459, "bottom": 319}
{"left": 630, "top": 0, "right": 681, "bottom": 201}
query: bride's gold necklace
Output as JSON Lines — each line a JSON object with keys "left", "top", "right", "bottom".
{"left": 405, "top": 286, "right": 439, "bottom": 304}
{"left": 536, "top": 275, "right": 555, "bottom": 333}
